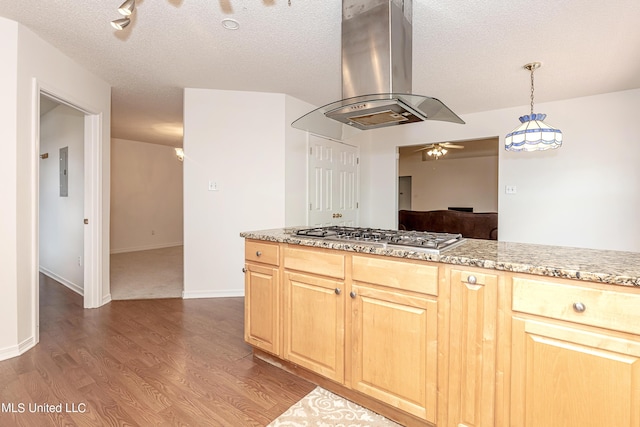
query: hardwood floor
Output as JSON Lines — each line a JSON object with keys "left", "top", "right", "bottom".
{"left": 0, "top": 276, "right": 315, "bottom": 426}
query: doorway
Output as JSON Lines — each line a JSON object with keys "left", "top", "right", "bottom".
{"left": 397, "top": 137, "right": 499, "bottom": 212}
{"left": 38, "top": 96, "right": 85, "bottom": 296}
{"left": 33, "top": 84, "right": 105, "bottom": 344}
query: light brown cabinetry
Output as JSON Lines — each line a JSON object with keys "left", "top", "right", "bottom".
{"left": 351, "top": 255, "right": 439, "bottom": 423}
{"left": 446, "top": 268, "right": 500, "bottom": 427}
{"left": 282, "top": 246, "right": 346, "bottom": 384}
{"left": 244, "top": 240, "right": 280, "bottom": 355}
{"left": 509, "top": 276, "right": 640, "bottom": 427}
{"left": 244, "top": 238, "right": 640, "bottom": 427}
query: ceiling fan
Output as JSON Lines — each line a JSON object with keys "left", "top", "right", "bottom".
{"left": 414, "top": 142, "right": 464, "bottom": 160}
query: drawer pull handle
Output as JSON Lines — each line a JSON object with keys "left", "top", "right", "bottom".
{"left": 335, "top": 288, "right": 341, "bottom": 295}
{"left": 256, "top": 251, "right": 262, "bottom": 257}
{"left": 467, "top": 275, "right": 477, "bottom": 285}
{"left": 350, "top": 291, "right": 357, "bottom": 299}
{"left": 573, "top": 302, "right": 586, "bottom": 313}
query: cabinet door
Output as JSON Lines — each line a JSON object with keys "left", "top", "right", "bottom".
{"left": 511, "top": 317, "right": 640, "bottom": 427}
{"left": 447, "top": 269, "right": 499, "bottom": 427}
{"left": 351, "top": 284, "right": 438, "bottom": 422}
{"left": 283, "top": 271, "right": 345, "bottom": 383}
{"left": 244, "top": 263, "right": 280, "bottom": 355}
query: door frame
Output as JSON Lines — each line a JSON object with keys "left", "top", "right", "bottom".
{"left": 31, "top": 78, "right": 104, "bottom": 343}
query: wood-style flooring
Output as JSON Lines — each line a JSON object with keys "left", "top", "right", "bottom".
{"left": 0, "top": 276, "right": 315, "bottom": 426}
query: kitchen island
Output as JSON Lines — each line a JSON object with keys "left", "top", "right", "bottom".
{"left": 241, "top": 228, "right": 640, "bottom": 427}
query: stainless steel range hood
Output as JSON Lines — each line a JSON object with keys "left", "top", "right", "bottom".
{"left": 292, "top": 0, "right": 464, "bottom": 141}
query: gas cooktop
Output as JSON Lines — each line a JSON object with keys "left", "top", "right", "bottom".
{"left": 294, "top": 226, "right": 465, "bottom": 253}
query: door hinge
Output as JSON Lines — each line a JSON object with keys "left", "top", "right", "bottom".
{"left": 356, "top": 202, "right": 359, "bottom": 208}
{"left": 309, "top": 147, "right": 313, "bottom": 155}
{"left": 357, "top": 157, "right": 359, "bottom": 165}
{"left": 84, "top": 218, "right": 89, "bottom": 224}
{"left": 309, "top": 203, "right": 312, "bottom": 210}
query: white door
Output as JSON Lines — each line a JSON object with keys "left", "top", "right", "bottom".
{"left": 308, "top": 135, "right": 359, "bottom": 226}
{"left": 398, "top": 176, "right": 412, "bottom": 211}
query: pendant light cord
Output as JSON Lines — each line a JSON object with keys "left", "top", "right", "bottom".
{"left": 530, "top": 67, "right": 535, "bottom": 116}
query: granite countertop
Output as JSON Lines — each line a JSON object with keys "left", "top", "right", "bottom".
{"left": 240, "top": 228, "right": 640, "bottom": 288}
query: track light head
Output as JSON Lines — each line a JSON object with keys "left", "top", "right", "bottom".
{"left": 111, "top": 17, "right": 131, "bottom": 30}
{"left": 118, "top": 0, "right": 136, "bottom": 16}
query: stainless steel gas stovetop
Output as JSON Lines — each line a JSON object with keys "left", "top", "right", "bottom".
{"left": 294, "top": 226, "right": 465, "bottom": 254}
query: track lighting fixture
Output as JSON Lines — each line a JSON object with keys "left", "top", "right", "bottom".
{"left": 118, "top": 0, "right": 136, "bottom": 16}
{"left": 111, "top": 17, "right": 131, "bottom": 30}
{"left": 111, "top": 0, "right": 135, "bottom": 31}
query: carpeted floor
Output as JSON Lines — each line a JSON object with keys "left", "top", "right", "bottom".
{"left": 110, "top": 245, "right": 183, "bottom": 300}
{"left": 267, "top": 387, "right": 402, "bottom": 427}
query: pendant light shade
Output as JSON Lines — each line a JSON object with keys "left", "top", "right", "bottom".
{"left": 118, "top": 0, "right": 136, "bottom": 16}
{"left": 505, "top": 62, "right": 562, "bottom": 152}
{"left": 505, "top": 113, "right": 562, "bottom": 151}
{"left": 111, "top": 17, "right": 131, "bottom": 30}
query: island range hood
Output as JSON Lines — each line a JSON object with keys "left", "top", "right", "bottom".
{"left": 292, "top": 0, "right": 464, "bottom": 141}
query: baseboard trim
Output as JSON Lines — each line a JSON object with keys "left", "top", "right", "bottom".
{"left": 39, "top": 267, "right": 83, "bottom": 296}
{"left": 102, "top": 293, "right": 112, "bottom": 305}
{"left": 182, "top": 289, "right": 244, "bottom": 299}
{"left": 0, "top": 335, "right": 36, "bottom": 362}
{"left": 110, "top": 242, "right": 184, "bottom": 254}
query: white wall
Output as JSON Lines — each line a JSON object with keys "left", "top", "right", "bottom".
{"left": 398, "top": 155, "right": 498, "bottom": 212}
{"left": 110, "top": 138, "right": 183, "bottom": 253}
{"left": 357, "top": 88, "right": 640, "bottom": 252}
{"left": 0, "top": 17, "right": 111, "bottom": 361}
{"left": 0, "top": 17, "right": 20, "bottom": 360}
{"left": 183, "top": 89, "right": 309, "bottom": 298}
{"left": 39, "top": 104, "right": 85, "bottom": 293}
{"left": 285, "top": 96, "right": 315, "bottom": 226}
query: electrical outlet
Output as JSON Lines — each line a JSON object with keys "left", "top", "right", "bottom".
{"left": 505, "top": 185, "right": 517, "bottom": 194}
{"left": 77, "top": 256, "right": 82, "bottom": 266}
{"left": 208, "top": 180, "right": 219, "bottom": 191}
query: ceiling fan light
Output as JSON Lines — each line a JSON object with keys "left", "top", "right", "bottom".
{"left": 111, "top": 17, "right": 131, "bottom": 30}
{"left": 118, "top": 0, "right": 136, "bottom": 16}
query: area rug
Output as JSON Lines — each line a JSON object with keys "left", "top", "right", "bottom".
{"left": 267, "top": 386, "right": 402, "bottom": 427}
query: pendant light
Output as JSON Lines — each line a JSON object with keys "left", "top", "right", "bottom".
{"left": 505, "top": 62, "right": 562, "bottom": 152}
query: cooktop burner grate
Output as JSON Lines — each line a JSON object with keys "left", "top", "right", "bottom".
{"left": 294, "top": 226, "right": 464, "bottom": 253}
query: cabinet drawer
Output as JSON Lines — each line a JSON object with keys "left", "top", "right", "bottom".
{"left": 283, "top": 247, "right": 345, "bottom": 279}
{"left": 512, "top": 276, "right": 640, "bottom": 335}
{"left": 352, "top": 255, "right": 438, "bottom": 296}
{"left": 245, "top": 240, "right": 279, "bottom": 266}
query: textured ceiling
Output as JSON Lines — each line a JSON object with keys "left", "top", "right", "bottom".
{"left": 1, "top": 0, "right": 640, "bottom": 147}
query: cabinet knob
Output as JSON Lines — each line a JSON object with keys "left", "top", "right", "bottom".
{"left": 256, "top": 251, "right": 262, "bottom": 257}
{"left": 350, "top": 291, "right": 357, "bottom": 299}
{"left": 573, "top": 302, "right": 586, "bottom": 313}
{"left": 467, "top": 275, "right": 477, "bottom": 285}
{"left": 335, "top": 288, "right": 341, "bottom": 295}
